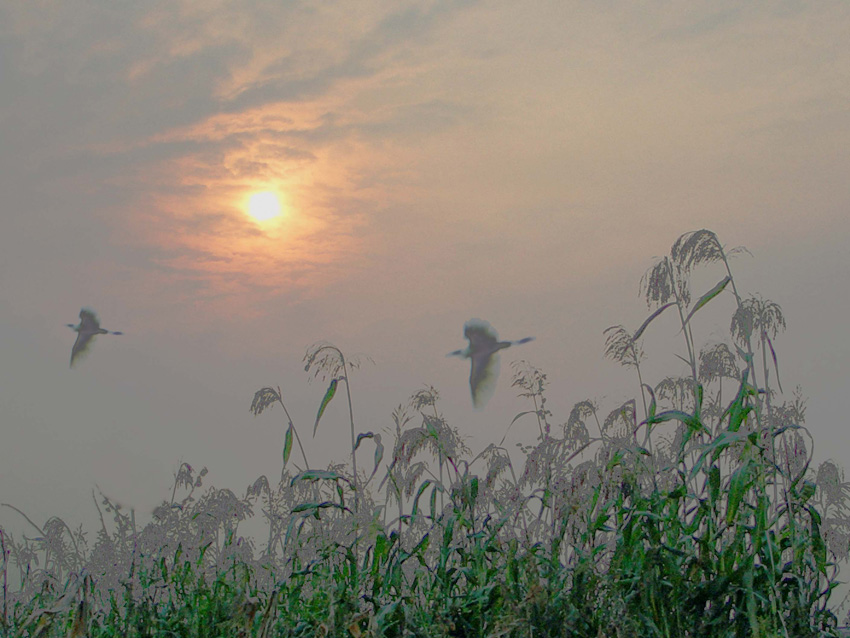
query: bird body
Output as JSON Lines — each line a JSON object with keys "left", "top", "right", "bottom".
{"left": 448, "top": 318, "right": 534, "bottom": 408}
{"left": 66, "top": 308, "right": 123, "bottom": 368}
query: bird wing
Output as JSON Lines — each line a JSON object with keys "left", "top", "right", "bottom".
{"left": 70, "top": 331, "right": 96, "bottom": 368}
{"left": 469, "top": 351, "right": 500, "bottom": 409}
{"left": 78, "top": 308, "right": 101, "bottom": 333}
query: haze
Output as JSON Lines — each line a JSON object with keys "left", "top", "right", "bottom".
{"left": 1, "top": 0, "right": 848, "bottom": 604}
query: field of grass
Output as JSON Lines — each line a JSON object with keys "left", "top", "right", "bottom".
{"left": 2, "top": 229, "right": 849, "bottom": 637}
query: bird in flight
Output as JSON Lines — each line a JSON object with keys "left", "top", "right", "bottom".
{"left": 448, "top": 318, "right": 534, "bottom": 409}
{"left": 67, "top": 308, "right": 123, "bottom": 368}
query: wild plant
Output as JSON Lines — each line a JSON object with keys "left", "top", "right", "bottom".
{"left": 302, "top": 342, "right": 375, "bottom": 514}
{"left": 250, "top": 386, "right": 311, "bottom": 478}
{"left": 1, "top": 228, "right": 849, "bottom": 637}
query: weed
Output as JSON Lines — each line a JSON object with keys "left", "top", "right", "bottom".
{"left": 1, "top": 229, "right": 848, "bottom": 637}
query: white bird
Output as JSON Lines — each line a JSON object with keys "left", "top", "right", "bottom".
{"left": 66, "top": 308, "right": 123, "bottom": 368}
{"left": 448, "top": 318, "right": 534, "bottom": 409}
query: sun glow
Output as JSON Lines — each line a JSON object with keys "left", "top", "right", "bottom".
{"left": 247, "top": 191, "right": 282, "bottom": 222}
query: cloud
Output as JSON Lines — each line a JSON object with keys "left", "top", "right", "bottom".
{"left": 2, "top": 0, "right": 850, "bottom": 328}
{"left": 1, "top": 2, "right": 487, "bottom": 320}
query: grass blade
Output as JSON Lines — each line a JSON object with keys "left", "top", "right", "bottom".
{"left": 283, "top": 423, "right": 293, "bottom": 467}
{"left": 313, "top": 377, "right": 339, "bottom": 437}
{"left": 633, "top": 302, "right": 676, "bottom": 342}
{"left": 679, "top": 275, "right": 732, "bottom": 333}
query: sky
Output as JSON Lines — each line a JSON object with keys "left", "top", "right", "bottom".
{"left": 1, "top": 0, "right": 849, "bottom": 602}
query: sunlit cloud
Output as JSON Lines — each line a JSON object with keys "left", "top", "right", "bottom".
{"left": 3, "top": 0, "right": 849, "bottom": 324}
{"left": 11, "top": 2, "right": 472, "bottom": 319}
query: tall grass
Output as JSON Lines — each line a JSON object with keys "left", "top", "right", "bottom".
{"left": 1, "top": 229, "right": 849, "bottom": 637}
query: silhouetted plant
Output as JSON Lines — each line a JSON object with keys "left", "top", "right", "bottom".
{"left": 1, "top": 229, "right": 849, "bottom": 637}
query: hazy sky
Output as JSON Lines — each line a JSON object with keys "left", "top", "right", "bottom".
{"left": 1, "top": 0, "right": 849, "bottom": 585}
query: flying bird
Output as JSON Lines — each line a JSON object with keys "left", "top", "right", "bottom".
{"left": 448, "top": 318, "right": 534, "bottom": 409}
{"left": 66, "top": 308, "right": 123, "bottom": 368}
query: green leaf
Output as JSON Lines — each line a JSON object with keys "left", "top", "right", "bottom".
{"left": 633, "top": 302, "right": 676, "bottom": 342}
{"left": 590, "top": 512, "right": 611, "bottom": 533}
{"left": 430, "top": 483, "right": 438, "bottom": 520}
{"left": 372, "top": 434, "right": 384, "bottom": 482}
{"left": 442, "top": 514, "right": 456, "bottom": 553}
{"left": 290, "top": 469, "right": 347, "bottom": 485}
{"left": 708, "top": 465, "right": 721, "bottom": 506}
{"left": 355, "top": 432, "right": 385, "bottom": 483}
{"left": 810, "top": 505, "right": 827, "bottom": 571}
{"left": 689, "top": 429, "right": 749, "bottom": 480}
{"left": 410, "top": 480, "right": 434, "bottom": 519}
{"left": 726, "top": 459, "right": 754, "bottom": 525}
{"left": 291, "top": 501, "right": 345, "bottom": 515}
{"left": 643, "top": 384, "right": 657, "bottom": 422}
{"left": 692, "top": 383, "right": 704, "bottom": 421}
{"left": 283, "top": 511, "right": 313, "bottom": 549}
{"left": 644, "top": 409, "right": 706, "bottom": 434}
{"left": 282, "top": 423, "right": 293, "bottom": 467}
{"left": 786, "top": 455, "right": 810, "bottom": 493}
{"left": 354, "top": 431, "right": 371, "bottom": 450}
{"left": 374, "top": 531, "right": 390, "bottom": 562}
{"left": 796, "top": 479, "right": 816, "bottom": 503}
{"left": 722, "top": 371, "right": 756, "bottom": 432}
{"left": 766, "top": 334, "right": 783, "bottom": 394}
{"left": 465, "top": 476, "right": 479, "bottom": 511}
{"left": 606, "top": 449, "right": 625, "bottom": 471}
{"left": 643, "top": 408, "right": 709, "bottom": 463}
{"left": 680, "top": 276, "right": 732, "bottom": 333}
{"left": 314, "top": 378, "right": 338, "bottom": 437}
{"left": 411, "top": 533, "right": 430, "bottom": 558}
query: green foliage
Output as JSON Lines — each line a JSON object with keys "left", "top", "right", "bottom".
{"left": 2, "top": 229, "right": 849, "bottom": 637}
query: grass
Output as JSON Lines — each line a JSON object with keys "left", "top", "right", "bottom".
{"left": 2, "top": 228, "right": 849, "bottom": 637}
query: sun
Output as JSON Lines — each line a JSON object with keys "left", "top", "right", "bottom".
{"left": 247, "top": 191, "right": 282, "bottom": 222}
